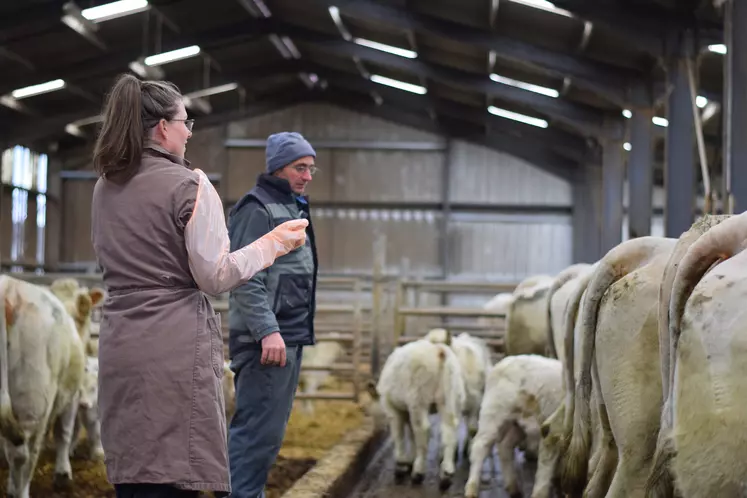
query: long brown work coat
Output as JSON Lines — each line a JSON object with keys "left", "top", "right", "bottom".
{"left": 91, "top": 146, "right": 229, "bottom": 493}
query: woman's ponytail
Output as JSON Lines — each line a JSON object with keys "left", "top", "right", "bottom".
{"left": 93, "top": 73, "right": 145, "bottom": 181}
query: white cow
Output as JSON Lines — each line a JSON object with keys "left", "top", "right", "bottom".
{"left": 479, "top": 292, "right": 514, "bottom": 337}
{"left": 533, "top": 263, "right": 599, "bottom": 498}
{"left": 464, "top": 354, "right": 563, "bottom": 498}
{"left": 505, "top": 274, "right": 555, "bottom": 357}
{"left": 370, "top": 335, "right": 466, "bottom": 490}
{"left": 0, "top": 275, "right": 102, "bottom": 497}
{"left": 450, "top": 332, "right": 493, "bottom": 459}
{"left": 646, "top": 212, "right": 746, "bottom": 497}
{"left": 561, "top": 236, "right": 679, "bottom": 498}
{"left": 544, "top": 264, "right": 592, "bottom": 359}
{"left": 298, "top": 334, "right": 346, "bottom": 414}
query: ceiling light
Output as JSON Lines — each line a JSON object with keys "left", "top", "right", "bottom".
{"left": 144, "top": 45, "right": 201, "bottom": 66}
{"left": 184, "top": 83, "right": 239, "bottom": 99}
{"left": 490, "top": 73, "right": 558, "bottom": 98}
{"left": 623, "top": 142, "right": 631, "bottom": 151}
{"left": 652, "top": 116, "right": 668, "bottom": 127}
{"left": 696, "top": 95, "right": 708, "bottom": 108}
{"left": 510, "top": 0, "right": 573, "bottom": 17}
{"left": 622, "top": 109, "right": 632, "bottom": 118}
{"left": 328, "top": 6, "right": 352, "bottom": 41}
{"left": 11, "top": 79, "right": 66, "bottom": 99}
{"left": 353, "top": 38, "right": 417, "bottom": 59}
{"left": 370, "top": 75, "right": 427, "bottom": 94}
{"left": 81, "top": 0, "right": 150, "bottom": 22}
{"left": 488, "top": 105, "right": 548, "bottom": 128}
{"left": 708, "top": 44, "right": 726, "bottom": 54}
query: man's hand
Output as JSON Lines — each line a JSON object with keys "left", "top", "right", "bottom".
{"left": 260, "top": 331, "right": 286, "bottom": 367}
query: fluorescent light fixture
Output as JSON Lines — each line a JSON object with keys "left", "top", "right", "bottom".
{"left": 622, "top": 109, "right": 632, "bottom": 118}
{"left": 353, "top": 38, "right": 417, "bottom": 59}
{"left": 128, "top": 59, "right": 165, "bottom": 79}
{"left": 490, "top": 73, "right": 559, "bottom": 97}
{"left": 488, "top": 105, "right": 548, "bottom": 128}
{"left": 652, "top": 116, "right": 669, "bottom": 127}
{"left": 65, "top": 124, "right": 85, "bottom": 138}
{"left": 144, "top": 45, "right": 200, "bottom": 66}
{"left": 0, "top": 95, "right": 23, "bottom": 111}
{"left": 185, "top": 83, "right": 239, "bottom": 99}
{"left": 370, "top": 74, "right": 427, "bottom": 94}
{"left": 11, "top": 79, "right": 66, "bottom": 99}
{"left": 328, "top": 6, "right": 352, "bottom": 41}
{"left": 280, "top": 36, "right": 301, "bottom": 59}
{"left": 81, "top": 0, "right": 150, "bottom": 22}
{"left": 623, "top": 142, "right": 632, "bottom": 151}
{"left": 510, "top": 0, "right": 573, "bottom": 17}
{"left": 696, "top": 95, "right": 708, "bottom": 108}
{"left": 708, "top": 44, "right": 727, "bottom": 54}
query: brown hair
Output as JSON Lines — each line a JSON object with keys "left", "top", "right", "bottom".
{"left": 93, "top": 73, "right": 183, "bottom": 182}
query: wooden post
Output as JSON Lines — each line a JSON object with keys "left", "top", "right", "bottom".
{"left": 393, "top": 278, "right": 405, "bottom": 345}
{"left": 351, "top": 278, "right": 362, "bottom": 403}
{"left": 370, "top": 233, "right": 386, "bottom": 378}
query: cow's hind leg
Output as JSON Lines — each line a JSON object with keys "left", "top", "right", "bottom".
{"left": 384, "top": 401, "right": 412, "bottom": 483}
{"left": 4, "top": 439, "right": 30, "bottom": 498}
{"left": 53, "top": 395, "right": 80, "bottom": 489}
{"left": 409, "top": 407, "right": 431, "bottom": 485}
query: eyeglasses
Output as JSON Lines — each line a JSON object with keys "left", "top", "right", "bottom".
{"left": 172, "top": 118, "right": 195, "bottom": 132}
{"left": 292, "top": 164, "right": 319, "bottom": 175}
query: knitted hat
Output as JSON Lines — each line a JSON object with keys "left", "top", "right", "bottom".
{"left": 265, "top": 132, "right": 316, "bottom": 174}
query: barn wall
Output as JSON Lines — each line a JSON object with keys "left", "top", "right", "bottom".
{"left": 16, "top": 102, "right": 574, "bottom": 284}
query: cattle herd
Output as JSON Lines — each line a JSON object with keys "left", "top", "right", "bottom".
{"left": 2, "top": 211, "right": 747, "bottom": 498}
{"left": 367, "top": 211, "right": 747, "bottom": 498}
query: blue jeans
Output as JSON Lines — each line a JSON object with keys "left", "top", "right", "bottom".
{"left": 227, "top": 345, "right": 303, "bottom": 498}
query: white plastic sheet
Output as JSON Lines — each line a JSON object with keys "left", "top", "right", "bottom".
{"left": 185, "top": 169, "right": 308, "bottom": 296}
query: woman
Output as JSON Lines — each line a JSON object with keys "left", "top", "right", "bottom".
{"left": 90, "top": 73, "right": 307, "bottom": 498}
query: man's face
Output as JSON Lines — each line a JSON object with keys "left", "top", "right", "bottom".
{"left": 274, "top": 155, "right": 315, "bottom": 195}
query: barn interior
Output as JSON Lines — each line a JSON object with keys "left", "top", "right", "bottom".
{"left": 0, "top": 0, "right": 742, "bottom": 497}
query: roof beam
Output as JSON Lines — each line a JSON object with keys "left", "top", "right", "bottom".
{"left": 0, "top": 17, "right": 278, "bottom": 97}
{"left": 323, "top": 90, "right": 577, "bottom": 181}
{"left": 312, "top": 65, "right": 589, "bottom": 161}
{"left": 0, "top": 86, "right": 309, "bottom": 151}
{"left": 284, "top": 25, "right": 617, "bottom": 138}
{"left": 310, "top": 0, "right": 643, "bottom": 107}
{"left": 550, "top": 0, "right": 722, "bottom": 57}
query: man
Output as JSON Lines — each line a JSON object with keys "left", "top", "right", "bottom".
{"left": 226, "top": 131, "right": 318, "bottom": 498}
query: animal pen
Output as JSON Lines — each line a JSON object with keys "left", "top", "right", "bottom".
{"left": 6, "top": 233, "right": 519, "bottom": 408}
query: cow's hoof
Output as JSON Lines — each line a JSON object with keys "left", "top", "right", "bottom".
{"left": 411, "top": 472, "right": 425, "bottom": 485}
{"left": 439, "top": 474, "right": 453, "bottom": 491}
{"left": 394, "top": 462, "right": 411, "bottom": 483}
{"left": 508, "top": 489, "right": 523, "bottom": 498}
{"left": 53, "top": 472, "right": 73, "bottom": 491}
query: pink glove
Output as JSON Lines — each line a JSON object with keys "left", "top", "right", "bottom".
{"left": 185, "top": 169, "right": 309, "bottom": 296}
{"left": 254, "top": 219, "right": 309, "bottom": 260}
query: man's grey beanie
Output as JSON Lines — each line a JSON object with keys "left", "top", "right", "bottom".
{"left": 265, "top": 132, "right": 316, "bottom": 174}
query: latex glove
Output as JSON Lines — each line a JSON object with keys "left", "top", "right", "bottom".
{"left": 185, "top": 169, "right": 309, "bottom": 296}
{"left": 261, "top": 331, "right": 286, "bottom": 366}
{"left": 252, "top": 219, "right": 309, "bottom": 266}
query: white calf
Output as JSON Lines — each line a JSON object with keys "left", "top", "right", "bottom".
{"left": 0, "top": 275, "right": 100, "bottom": 498}
{"left": 70, "top": 356, "right": 104, "bottom": 461}
{"left": 450, "top": 332, "right": 493, "bottom": 458}
{"left": 464, "top": 355, "right": 563, "bottom": 498}
{"left": 372, "top": 337, "right": 466, "bottom": 490}
{"left": 299, "top": 335, "right": 346, "bottom": 414}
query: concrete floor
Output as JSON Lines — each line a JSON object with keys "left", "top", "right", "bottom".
{"left": 347, "top": 416, "right": 537, "bottom": 498}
